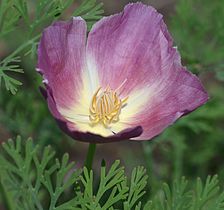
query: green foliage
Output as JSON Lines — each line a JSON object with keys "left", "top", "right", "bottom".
{"left": 0, "top": 0, "right": 104, "bottom": 94}
{"left": 0, "top": 136, "right": 81, "bottom": 210}
{"left": 0, "top": 137, "right": 224, "bottom": 210}
{"left": 78, "top": 161, "right": 128, "bottom": 209}
{"left": 170, "top": 0, "right": 224, "bottom": 78}
{"left": 124, "top": 166, "right": 148, "bottom": 209}
{"left": 0, "top": 137, "right": 148, "bottom": 210}
{"left": 146, "top": 176, "right": 224, "bottom": 210}
{"left": 78, "top": 161, "right": 147, "bottom": 209}
{"left": 0, "top": 56, "right": 23, "bottom": 95}
{"left": 0, "top": 87, "right": 63, "bottom": 147}
{"left": 0, "top": 0, "right": 20, "bottom": 37}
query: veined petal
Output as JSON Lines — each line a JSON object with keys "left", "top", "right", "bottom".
{"left": 37, "top": 17, "right": 87, "bottom": 111}
{"left": 87, "top": 3, "right": 165, "bottom": 96}
{"left": 128, "top": 67, "right": 208, "bottom": 140}
{"left": 86, "top": 2, "right": 208, "bottom": 140}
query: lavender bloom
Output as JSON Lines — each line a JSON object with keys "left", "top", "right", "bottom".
{"left": 37, "top": 3, "right": 208, "bottom": 143}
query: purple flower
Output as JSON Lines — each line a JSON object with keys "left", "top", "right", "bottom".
{"left": 37, "top": 3, "right": 208, "bottom": 143}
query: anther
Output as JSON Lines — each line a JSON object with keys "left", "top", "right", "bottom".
{"left": 89, "top": 86, "right": 128, "bottom": 127}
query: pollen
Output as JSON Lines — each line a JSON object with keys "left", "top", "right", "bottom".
{"left": 89, "top": 87, "right": 128, "bottom": 127}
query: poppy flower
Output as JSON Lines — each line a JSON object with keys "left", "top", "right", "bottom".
{"left": 37, "top": 3, "right": 208, "bottom": 143}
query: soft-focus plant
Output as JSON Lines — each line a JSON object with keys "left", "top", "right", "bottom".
{"left": 0, "top": 137, "right": 149, "bottom": 209}
{"left": 170, "top": 0, "right": 224, "bottom": 79}
{"left": 1, "top": 137, "right": 224, "bottom": 210}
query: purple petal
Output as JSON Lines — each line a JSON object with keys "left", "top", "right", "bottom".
{"left": 86, "top": 2, "right": 208, "bottom": 140}
{"left": 87, "top": 3, "right": 165, "bottom": 95}
{"left": 130, "top": 67, "right": 208, "bottom": 140}
{"left": 37, "top": 17, "right": 87, "bottom": 111}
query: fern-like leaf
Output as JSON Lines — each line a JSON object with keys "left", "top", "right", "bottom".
{"left": 0, "top": 56, "right": 23, "bottom": 95}
{"left": 0, "top": 136, "right": 81, "bottom": 210}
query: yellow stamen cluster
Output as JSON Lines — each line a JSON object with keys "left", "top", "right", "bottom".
{"left": 89, "top": 87, "right": 128, "bottom": 127}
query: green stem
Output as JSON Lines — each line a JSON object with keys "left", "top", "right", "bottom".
{"left": 84, "top": 144, "right": 96, "bottom": 171}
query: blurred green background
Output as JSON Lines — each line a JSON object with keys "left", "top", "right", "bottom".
{"left": 0, "top": 0, "right": 224, "bottom": 198}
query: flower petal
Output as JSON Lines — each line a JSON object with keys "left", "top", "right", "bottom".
{"left": 37, "top": 17, "right": 87, "bottom": 111}
{"left": 86, "top": 3, "right": 164, "bottom": 95}
{"left": 86, "top": 2, "right": 208, "bottom": 140}
{"left": 129, "top": 67, "right": 209, "bottom": 140}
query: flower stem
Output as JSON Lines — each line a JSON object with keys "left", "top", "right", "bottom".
{"left": 84, "top": 143, "right": 96, "bottom": 171}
